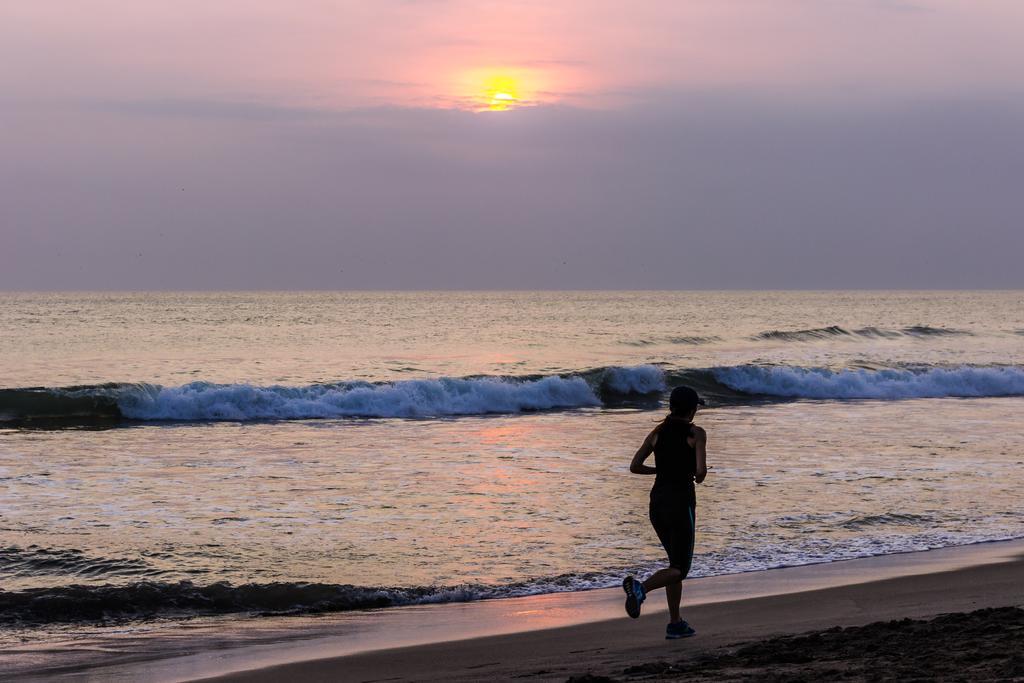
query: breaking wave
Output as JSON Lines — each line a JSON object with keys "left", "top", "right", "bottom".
{"left": 116, "top": 376, "right": 604, "bottom": 421}
{"left": 712, "top": 365, "right": 1024, "bottom": 400}
{"left": 0, "top": 366, "right": 663, "bottom": 423}
{"left": 3, "top": 364, "right": 1023, "bottom": 424}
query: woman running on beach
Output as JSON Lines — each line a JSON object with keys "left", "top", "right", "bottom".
{"left": 623, "top": 385, "right": 707, "bottom": 639}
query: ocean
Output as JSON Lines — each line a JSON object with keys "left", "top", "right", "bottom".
{"left": 1, "top": 290, "right": 1023, "bottom": 635}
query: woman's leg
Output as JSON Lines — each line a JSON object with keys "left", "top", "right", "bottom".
{"left": 665, "top": 579, "right": 682, "bottom": 623}
{"left": 642, "top": 566, "right": 682, "bottom": 593}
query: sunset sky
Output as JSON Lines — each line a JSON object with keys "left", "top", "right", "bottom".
{"left": 3, "top": 1, "right": 1023, "bottom": 289}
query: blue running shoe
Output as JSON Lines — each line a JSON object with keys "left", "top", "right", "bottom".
{"left": 665, "top": 620, "right": 696, "bottom": 639}
{"left": 622, "top": 576, "right": 646, "bottom": 618}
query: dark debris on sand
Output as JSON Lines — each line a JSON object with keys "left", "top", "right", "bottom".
{"left": 568, "top": 606, "right": 1024, "bottom": 682}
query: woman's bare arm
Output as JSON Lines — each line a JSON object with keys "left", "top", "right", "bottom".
{"left": 693, "top": 425, "right": 708, "bottom": 483}
{"left": 629, "top": 430, "right": 658, "bottom": 474}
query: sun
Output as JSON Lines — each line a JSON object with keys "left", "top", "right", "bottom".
{"left": 489, "top": 91, "right": 517, "bottom": 111}
{"left": 483, "top": 75, "right": 520, "bottom": 111}
{"left": 451, "top": 68, "right": 546, "bottom": 112}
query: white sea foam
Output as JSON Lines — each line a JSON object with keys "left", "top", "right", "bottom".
{"left": 117, "top": 375, "right": 604, "bottom": 421}
{"left": 713, "top": 365, "right": 1024, "bottom": 400}
{"left": 601, "top": 364, "right": 666, "bottom": 394}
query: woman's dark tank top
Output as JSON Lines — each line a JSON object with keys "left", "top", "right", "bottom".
{"left": 651, "top": 417, "right": 696, "bottom": 503}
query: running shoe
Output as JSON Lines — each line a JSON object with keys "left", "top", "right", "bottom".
{"left": 622, "top": 576, "right": 646, "bottom": 618}
{"left": 665, "top": 620, "right": 696, "bottom": 639}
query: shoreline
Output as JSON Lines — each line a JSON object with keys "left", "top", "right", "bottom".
{"left": 14, "top": 538, "right": 1024, "bottom": 682}
{"left": 201, "top": 540, "right": 1024, "bottom": 683}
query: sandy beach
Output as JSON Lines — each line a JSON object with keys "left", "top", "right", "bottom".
{"left": 191, "top": 543, "right": 1023, "bottom": 682}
